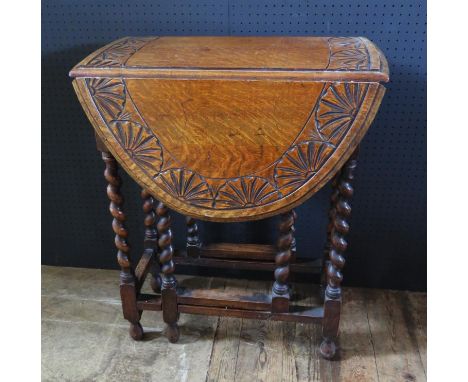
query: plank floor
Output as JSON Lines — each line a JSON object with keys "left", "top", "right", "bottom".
{"left": 42, "top": 266, "right": 426, "bottom": 382}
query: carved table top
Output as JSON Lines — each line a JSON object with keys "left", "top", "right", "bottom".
{"left": 70, "top": 36, "right": 389, "bottom": 222}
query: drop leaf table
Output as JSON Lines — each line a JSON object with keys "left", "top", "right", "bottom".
{"left": 70, "top": 36, "right": 389, "bottom": 359}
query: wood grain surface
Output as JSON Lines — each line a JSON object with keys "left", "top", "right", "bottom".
{"left": 126, "top": 79, "right": 324, "bottom": 179}
{"left": 71, "top": 36, "right": 388, "bottom": 221}
{"left": 70, "top": 36, "right": 389, "bottom": 82}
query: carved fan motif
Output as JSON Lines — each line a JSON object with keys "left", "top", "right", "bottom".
{"left": 87, "top": 78, "right": 125, "bottom": 121}
{"left": 111, "top": 120, "right": 162, "bottom": 176}
{"left": 328, "top": 37, "right": 369, "bottom": 70}
{"left": 155, "top": 169, "right": 213, "bottom": 207}
{"left": 83, "top": 49, "right": 368, "bottom": 212}
{"left": 275, "top": 141, "right": 334, "bottom": 193}
{"left": 216, "top": 177, "right": 280, "bottom": 208}
{"left": 316, "top": 83, "right": 365, "bottom": 145}
{"left": 87, "top": 37, "right": 153, "bottom": 67}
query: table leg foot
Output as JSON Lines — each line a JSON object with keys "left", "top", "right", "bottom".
{"left": 165, "top": 323, "right": 180, "bottom": 343}
{"left": 319, "top": 339, "right": 337, "bottom": 360}
{"left": 129, "top": 322, "right": 144, "bottom": 341}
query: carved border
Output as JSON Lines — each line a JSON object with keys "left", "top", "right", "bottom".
{"left": 85, "top": 75, "right": 368, "bottom": 211}
{"left": 327, "top": 37, "right": 371, "bottom": 71}
{"left": 77, "top": 36, "right": 374, "bottom": 73}
{"left": 80, "top": 37, "right": 155, "bottom": 68}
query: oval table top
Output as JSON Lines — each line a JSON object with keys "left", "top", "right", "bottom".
{"left": 71, "top": 36, "right": 389, "bottom": 222}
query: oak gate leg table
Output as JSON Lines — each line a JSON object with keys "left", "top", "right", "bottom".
{"left": 70, "top": 36, "right": 389, "bottom": 359}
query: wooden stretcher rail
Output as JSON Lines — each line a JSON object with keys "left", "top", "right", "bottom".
{"left": 135, "top": 287, "right": 323, "bottom": 323}
{"left": 174, "top": 250, "right": 322, "bottom": 273}
{"left": 176, "top": 286, "right": 272, "bottom": 311}
{"left": 178, "top": 304, "right": 324, "bottom": 323}
{"left": 200, "top": 243, "right": 277, "bottom": 261}
{"left": 136, "top": 294, "right": 162, "bottom": 311}
{"left": 134, "top": 249, "right": 154, "bottom": 293}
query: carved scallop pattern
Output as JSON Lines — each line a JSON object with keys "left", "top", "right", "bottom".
{"left": 84, "top": 57, "right": 369, "bottom": 211}
{"left": 155, "top": 169, "right": 213, "bottom": 207}
{"left": 316, "top": 83, "right": 365, "bottom": 145}
{"left": 87, "top": 37, "right": 153, "bottom": 67}
{"left": 215, "top": 177, "right": 280, "bottom": 208}
{"left": 111, "top": 120, "right": 163, "bottom": 176}
{"left": 328, "top": 37, "right": 369, "bottom": 70}
{"left": 274, "top": 141, "right": 334, "bottom": 193}
{"left": 87, "top": 78, "right": 126, "bottom": 121}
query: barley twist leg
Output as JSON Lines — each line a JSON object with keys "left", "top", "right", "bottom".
{"left": 102, "top": 152, "right": 143, "bottom": 340}
{"left": 320, "top": 149, "right": 358, "bottom": 359}
{"left": 141, "top": 189, "right": 162, "bottom": 293}
{"left": 272, "top": 210, "right": 294, "bottom": 313}
{"left": 156, "top": 202, "right": 180, "bottom": 343}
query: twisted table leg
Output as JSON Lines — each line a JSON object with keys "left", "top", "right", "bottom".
{"left": 185, "top": 215, "right": 201, "bottom": 257}
{"left": 290, "top": 209, "right": 297, "bottom": 261}
{"left": 272, "top": 210, "right": 294, "bottom": 313}
{"left": 141, "top": 189, "right": 162, "bottom": 293}
{"left": 320, "top": 149, "right": 358, "bottom": 359}
{"left": 320, "top": 173, "right": 341, "bottom": 301}
{"left": 156, "top": 202, "right": 180, "bottom": 343}
{"left": 102, "top": 152, "right": 143, "bottom": 340}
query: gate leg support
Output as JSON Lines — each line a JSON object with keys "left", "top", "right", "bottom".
{"left": 141, "top": 189, "right": 162, "bottom": 293}
{"left": 271, "top": 210, "right": 294, "bottom": 313}
{"left": 186, "top": 216, "right": 201, "bottom": 257}
{"left": 156, "top": 202, "right": 180, "bottom": 343}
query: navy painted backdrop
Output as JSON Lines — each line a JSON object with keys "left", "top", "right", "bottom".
{"left": 42, "top": 1, "right": 426, "bottom": 291}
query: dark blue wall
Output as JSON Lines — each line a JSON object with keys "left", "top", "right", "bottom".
{"left": 42, "top": 1, "right": 426, "bottom": 291}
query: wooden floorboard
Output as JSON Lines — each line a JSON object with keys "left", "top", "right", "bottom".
{"left": 406, "top": 291, "right": 427, "bottom": 375}
{"left": 364, "top": 289, "right": 426, "bottom": 382}
{"left": 338, "top": 288, "right": 380, "bottom": 381}
{"left": 41, "top": 266, "right": 427, "bottom": 382}
{"left": 236, "top": 281, "right": 278, "bottom": 381}
{"left": 205, "top": 278, "right": 245, "bottom": 382}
